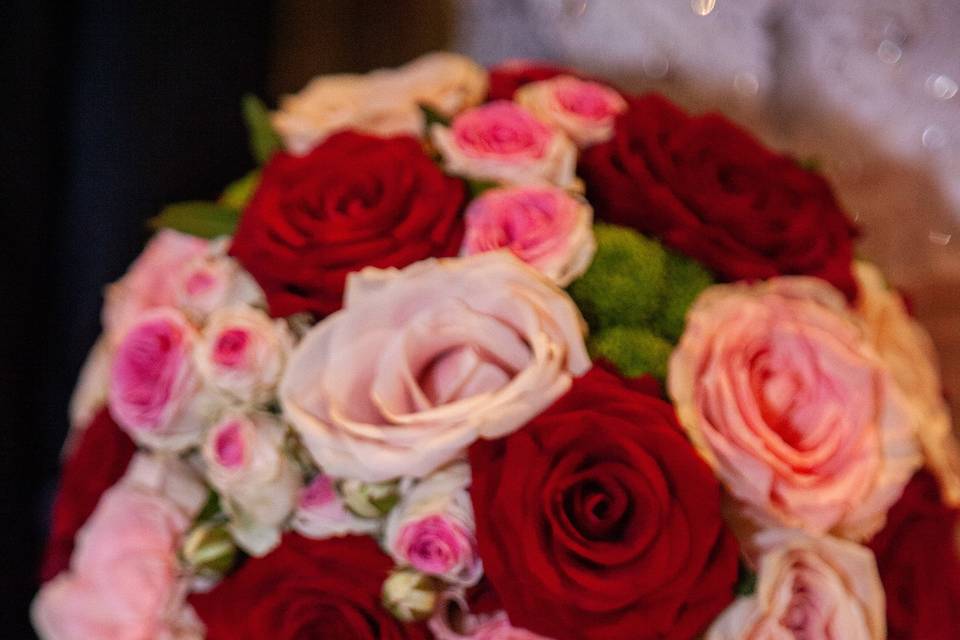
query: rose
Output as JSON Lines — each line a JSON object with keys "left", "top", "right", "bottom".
{"left": 487, "top": 60, "right": 573, "bottom": 101}
{"left": 195, "top": 306, "right": 292, "bottom": 405}
{"left": 707, "top": 529, "right": 885, "bottom": 640}
{"left": 108, "top": 307, "right": 214, "bottom": 451}
{"left": 468, "top": 365, "right": 740, "bottom": 640}
{"left": 668, "top": 277, "right": 922, "bottom": 539}
{"left": 189, "top": 534, "right": 429, "bottom": 639}
{"left": 229, "top": 131, "right": 466, "bottom": 318}
{"left": 175, "top": 239, "right": 264, "bottom": 323}
{"left": 102, "top": 230, "right": 209, "bottom": 342}
{"left": 32, "top": 454, "right": 207, "bottom": 640}
{"left": 515, "top": 75, "right": 626, "bottom": 148}
{"left": 394, "top": 52, "right": 488, "bottom": 117}
{"left": 461, "top": 185, "right": 595, "bottom": 286}
{"left": 280, "top": 252, "right": 590, "bottom": 482}
{"left": 202, "top": 412, "right": 301, "bottom": 556}
{"left": 271, "top": 72, "right": 423, "bottom": 156}
{"left": 292, "top": 473, "right": 380, "bottom": 539}
{"left": 868, "top": 471, "right": 960, "bottom": 639}
{"left": 40, "top": 408, "right": 136, "bottom": 582}
{"left": 579, "top": 94, "right": 859, "bottom": 298}
{"left": 855, "top": 261, "right": 960, "bottom": 505}
{"left": 430, "top": 590, "right": 552, "bottom": 640}
{"left": 384, "top": 462, "right": 482, "bottom": 586}
{"left": 431, "top": 101, "right": 578, "bottom": 189}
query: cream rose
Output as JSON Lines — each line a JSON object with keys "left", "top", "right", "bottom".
{"left": 394, "top": 51, "right": 488, "bottom": 117}
{"left": 668, "top": 277, "right": 921, "bottom": 540}
{"left": 707, "top": 529, "right": 885, "bottom": 640}
{"left": 201, "top": 412, "right": 301, "bottom": 556}
{"left": 271, "top": 72, "right": 423, "bottom": 156}
{"left": 515, "top": 75, "right": 626, "bottom": 148}
{"left": 431, "top": 101, "right": 578, "bottom": 189}
{"left": 32, "top": 453, "right": 207, "bottom": 640}
{"left": 195, "top": 305, "right": 292, "bottom": 406}
{"left": 855, "top": 261, "right": 960, "bottom": 506}
{"left": 460, "top": 185, "right": 595, "bottom": 286}
{"left": 280, "top": 252, "right": 591, "bottom": 482}
{"left": 384, "top": 462, "right": 482, "bottom": 586}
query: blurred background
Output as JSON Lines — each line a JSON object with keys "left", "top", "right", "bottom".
{"left": 2, "top": 0, "right": 957, "bottom": 636}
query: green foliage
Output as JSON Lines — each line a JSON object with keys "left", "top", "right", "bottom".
{"left": 589, "top": 326, "right": 673, "bottom": 380}
{"left": 735, "top": 561, "right": 758, "bottom": 596}
{"left": 419, "top": 103, "right": 451, "bottom": 128}
{"left": 242, "top": 94, "right": 281, "bottom": 165}
{"left": 219, "top": 170, "right": 261, "bottom": 209}
{"left": 466, "top": 178, "right": 499, "bottom": 199}
{"left": 149, "top": 201, "right": 241, "bottom": 239}
{"left": 568, "top": 223, "right": 714, "bottom": 379}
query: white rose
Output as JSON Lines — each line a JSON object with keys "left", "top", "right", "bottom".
{"left": 708, "top": 529, "right": 885, "bottom": 640}
{"left": 394, "top": 51, "right": 488, "bottom": 117}
{"left": 384, "top": 462, "right": 482, "bottom": 586}
{"left": 201, "top": 412, "right": 301, "bottom": 556}
{"left": 194, "top": 305, "right": 293, "bottom": 406}
{"left": 280, "top": 252, "right": 591, "bottom": 482}
{"left": 175, "top": 238, "right": 264, "bottom": 323}
{"left": 515, "top": 75, "right": 626, "bottom": 148}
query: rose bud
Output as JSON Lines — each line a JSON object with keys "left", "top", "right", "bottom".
{"left": 515, "top": 75, "right": 626, "bottom": 148}
{"left": 339, "top": 478, "right": 403, "bottom": 519}
{"left": 292, "top": 474, "right": 381, "bottom": 539}
{"left": 181, "top": 521, "right": 239, "bottom": 579}
{"left": 382, "top": 567, "right": 443, "bottom": 623}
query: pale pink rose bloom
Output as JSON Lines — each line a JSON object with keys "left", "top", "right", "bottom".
{"left": 102, "top": 230, "right": 208, "bottom": 343}
{"left": 707, "top": 529, "right": 885, "bottom": 640}
{"left": 175, "top": 239, "right": 264, "bottom": 323}
{"left": 291, "top": 474, "right": 381, "bottom": 539}
{"left": 108, "top": 308, "right": 213, "bottom": 452}
{"left": 272, "top": 72, "right": 424, "bottom": 155}
{"left": 394, "top": 51, "right": 488, "bottom": 117}
{"left": 431, "top": 101, "right": 579, "bottom": 189}
{"left": 280, "top": 252, "right": 591, "bottom": 482}
{"left": 194, "top": 305, "right": 292, "bottom": 406}
{"left": 430, "top": 590, "right": 553, "bottom": 640}
{"left": 461, "top": 186, "right": 595, "bottom": 286}
{"left": 668, "top": 277, "right": 922, "bottom": 540}
{"left": 32, "top": 454, "right": 206, "bottom": 640}
{"left": 384, "top": 462, "right": 482, "bottom": 586}
{"left": 202, "top": 412, "right": 301, "bottom": 556}
{"left": 855, "top": 261, "right": 960, "bottom": 506}
{"left": 515, "top": 75, "right": 626, "bottom": 148}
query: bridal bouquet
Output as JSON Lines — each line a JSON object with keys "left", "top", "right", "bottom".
{"left": 33, "top": 53, "right": 960, "bottom": 640}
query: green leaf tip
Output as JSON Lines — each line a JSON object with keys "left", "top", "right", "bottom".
{"left": 242, "top": 94, "right": 281, "bottom": 165}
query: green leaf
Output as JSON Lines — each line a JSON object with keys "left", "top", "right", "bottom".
{"left": 798, "top": 155, "right": 822, "bottom": 173}
{"left": 419, "top": 103, "right": 451, "bottom": 128}
{"left": 149, "top": 201, "right": 241, "bottom": 239}
{"left": 242, "top": 94, "right": 281, "bottom": 164}
{"left": 466, "top": 178, "right": 499, "bottom": 198}
{"left": 735, "top": 561, "right": 758, "bottom": 596}
{"left": 219, "top": 170, "right": 261, "bottom": 209}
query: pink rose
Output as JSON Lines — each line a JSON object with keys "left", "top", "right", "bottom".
{"left": 855, "top": 261, "right": 960, "bottom": 506}
{"left": 668, "top": 277, "right": 921, "bottom": 539}
{"left": 707, "top": 529, "right": 885, "bottom": 640}
{"left": 202, "top": 412, "right": 301, "bottom": 556}
{"left": 291, "top": 474, "right": 380, "bottom": 539}
{"left": 102, "top": 230, "right": 208, "bottom": 342}
{"left": 108, "top": 308, "right": 212, "bottom": 451}
{"left": 461, "top": 186, "right": 595, "bottom": 286}
{"left": 384, "top": 462, "right": 481, "bottom": 585}
{"left": 280, "top": 252, "right": 590, "bottom": 481}
{"left": 431, "top": 101, "right": 578, "bottom": 189}
{"left": 430, "top": 591, "right": 552, "bottom": 640}
{"left": 32, "top": 454, "right": 206, "bottom": 640}
{"left": 175, "top": 239, "right": 264, "bottom": 323}
{"left": 515, "top": 75, "right": 626, "bottom": 148}
{"left": 195, "top": 305, "right": 292, "bottom": 406}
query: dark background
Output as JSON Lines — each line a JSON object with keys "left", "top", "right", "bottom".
{"left": 1, "top": 1, "right": 450, "bottom": 635}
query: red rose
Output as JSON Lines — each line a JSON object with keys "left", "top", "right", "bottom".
{"left": 468, "top": 366, "right": 739, "bottom": 640}
{"left": 40, "top": 407, "right": 136, "bottom": 582}
{"left": 190, "top": 534, "right": 429, "bottom": 640}
{"left": 579, "top": 95, "right": 858, "bottom": 299}
{"left": 868, "top": 471, "right": 960, "bottom": 639}
{"left": 230, "top": 131, "right": 465, "bottom": 317}
{"left": 488, "top": 60, "right": 573, "bottom": 100}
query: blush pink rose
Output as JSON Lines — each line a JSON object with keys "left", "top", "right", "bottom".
{"left": 291, "top": 474, "right": 380, "bottom": 539}
{"left": 707, "top": 529, "right": 885, "bottom": 640}
{"left": 384, "top": 462, "right": 482, "bottom": 586}
{"left": 108, "top": 308, "right": 212, "bottom": 452}
{"left": 431, "top": 101, "right": 578, "bottom": 189}
{"left": 668, "top": 277, "right": 921, "bottom": 540}
{"left": 102, "top": 230, "right": 208, "bottom": 342}
{"left": 175, "top": 239, "right": 264, "bottom": 323}
{"left": 461, "top": 186, "right": 595, "bottom": 286}
{"left": 515, "top": 75, "right": 626, "bottom": 148}
{"left": 280, "top": 252, "right": 590, "bottom": 482}
{"left": 32, "top": 454, "right": 207, "bottom": 640}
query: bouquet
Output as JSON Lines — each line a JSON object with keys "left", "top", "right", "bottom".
{"left": 32, "top": 52, "right": 960, "bottom": 640}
